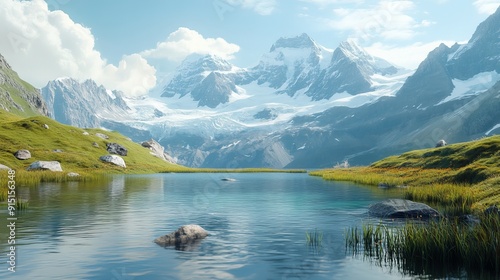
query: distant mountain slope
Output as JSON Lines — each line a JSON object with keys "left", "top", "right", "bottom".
{"left": 0, "top": 53, "right": 48, "bottom": 117}
{"left": 41, "top": 78, "right": 130, "bottom": 128}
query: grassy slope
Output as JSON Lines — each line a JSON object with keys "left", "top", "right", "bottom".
{"left": 311, "top": 135, "right": 500, "bottom": 211}
{"left": 0, "top": 110, "right": 190, "bottom": 178}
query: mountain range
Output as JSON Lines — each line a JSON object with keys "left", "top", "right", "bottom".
{"left": 3, "top": 6, "right": 500, "bottom": 169}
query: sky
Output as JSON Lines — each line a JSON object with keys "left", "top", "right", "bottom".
{"left": 0, "top": 0, "right": 499, "bottom": 97}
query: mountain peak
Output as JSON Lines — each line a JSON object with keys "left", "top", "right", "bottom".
{"left": 270, "top": 33, "right": 317, "bottom": 52}
{"left": 179, "top": 53, "right": 233, "bottom": 72}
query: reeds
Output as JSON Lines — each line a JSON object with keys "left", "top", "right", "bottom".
{"left": 345, "top": 215, "right": 500, "bottom": 278}
{"left": 16, "top": 199, "right": 29, "bottom": 210}
{"left": 306, "top": 229, "right": 323, "bottom": 247}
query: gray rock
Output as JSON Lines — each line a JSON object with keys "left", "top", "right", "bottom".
{"left": 369, "top": 199, "right": 440, "bottom": 219}
{"left": 0, "top": 164, "right": 11, "bottom": 170}
{"left": 53, "top": 149, "right": 63, "bottom": 153}
{"left": 67, "top": 172, "right": 80, "bottom": 177}
{"left": 154, "top": 225, "right": 208, "bottom": 246}
{"left": 92, "top": 142, "right": 99, "bottom": 148}
{"left": 82, "top": 131, "right": 90, "bottom": 136}
{"left": 43, "top": 124, "right": 49, "bottom": 129}
{"left": 142, "top": 139, "right": 177, "bottom": 164}
{"left": 95, "top": 133, "right": 109, "bottom": 140}
{"left": 435, "top": 139, "right": 447, "bottom": 148}
{"left": 99, "top": 155, "right": 126, "bottom": 168}
{"left": 27, "top": 161, "right": 63, "bottom": 172}
{"left": 14, "top": 150, "right": 31, "bottom": 160}
{"left": 106, "top": 143, "right": 128, "bottom": 156}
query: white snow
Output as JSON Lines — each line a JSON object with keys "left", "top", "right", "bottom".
{"left": 437, "top": 71, "right": 500, "bottom": 105}
{"left": 105, "top": 89, "right": 116, "bottom": 99}
{"left": 108, "top": 62, "right": 413, "bottom": 141}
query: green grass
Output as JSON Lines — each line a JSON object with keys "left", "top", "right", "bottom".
{"left": 305, "top": 229, "right": 323, "bottom": 247}
{"left": 346, "top": 215, "right": 500, "bottom": 278}
{"left": 311, "top": 135, "right": 500, "bottom": 212}
{"left": 0, "top": 109, "right": 193, "bottom": 190}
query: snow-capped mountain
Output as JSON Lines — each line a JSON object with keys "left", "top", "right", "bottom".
{"left": 39, "top": 7, "right": 500, "bottom": 168}
{"left": 244, "top": 33, "right": 332, "bottom": 96}
{"left": 306, "top": 40, "right": 398, "bottom": 100}
{"left": 42, "top": 78, "right": 130, "bottom": 128}
{"left": 161, "top": 34, "right": 407, "bottom": 110}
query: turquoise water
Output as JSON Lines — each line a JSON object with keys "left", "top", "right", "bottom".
{"left": 0, "top": 173, "right": 414, "bottom": 279}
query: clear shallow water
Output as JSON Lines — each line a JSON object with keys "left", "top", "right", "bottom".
{"left": 0, "top": 173, "right": 414, "bottom": 279}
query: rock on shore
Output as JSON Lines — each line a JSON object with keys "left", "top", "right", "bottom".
{"left": 369, "top": 199, "right": 440, "bottom": 219}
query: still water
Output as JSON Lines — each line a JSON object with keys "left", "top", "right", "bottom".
{"left": 0, "top": 173, "right": 414, "bottom": 279}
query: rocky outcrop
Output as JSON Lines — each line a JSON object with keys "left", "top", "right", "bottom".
{"left": 154, "top": 225, "right": 208, "bottom": 247}
{"left": 14, "top": 150, "right": 31, "bottom": 160}
{"left": 26, "top": 161, "right": 63, "bottom": 172}
{"left": 369, "top": 199, "right": 440, "bottom": 219}
{"left": 106, "top": 143, "right": 128, "bottom": 156}
{"left": 99, "top": 155, "right": 126, "bottom": 168}
{"left": 95, "top": 133, "right": 109, "bottom": 140}
{"left": 142, "top": 139, "right": 177, "bottom": 164}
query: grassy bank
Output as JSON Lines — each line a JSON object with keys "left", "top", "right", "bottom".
{"left": 311, "top": 135, "right": 500, "bottom": 212}
{"left": 314, "top": 136, "right": 500, "bottom": 277}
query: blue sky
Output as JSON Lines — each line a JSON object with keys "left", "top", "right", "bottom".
{"left": 0, "top": 0, "right": 499, "bottom": 96}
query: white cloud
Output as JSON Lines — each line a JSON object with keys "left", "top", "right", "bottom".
{"left": 365, "top": 40, "right": 457, "bottom": 69}
{"left": 325, "top": 1, "right": 423, "bottom": 41}
{"left": 0, "top": 0, "right": 156, "bottom": 97}
{"left": 141, "top": 27, "right": 240, "bottom": 63}
{"left": 473, "top": 0, "right": 500, "bottom": 14}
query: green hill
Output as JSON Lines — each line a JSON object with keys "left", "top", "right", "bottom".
{"left": 0, "top": 110, "right": 189, "bottom": 182}
{"left": 311, "top": 135, "right": 500, "bottom": 211}
{"left": 372, "top": 135, "right": 500, "bottom": 184}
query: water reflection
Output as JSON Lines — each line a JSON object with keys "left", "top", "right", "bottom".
{"left": 0, "top": 173, "right": 443, "bottom": 280}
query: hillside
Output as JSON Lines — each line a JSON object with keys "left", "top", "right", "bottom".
{"left": 0, "top": 110, "right": 189, "bottom": 181}
{"left": 372, "top": 135, "right": 500, "bottom": 184}
{"left": 0, "top": 54, "right": 48, "bottom": 117}
{"left": 311, "top": 135, "right": 500, "bottom": 211}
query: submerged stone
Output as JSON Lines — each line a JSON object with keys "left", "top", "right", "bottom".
{"left": 154, "top": 225, "right": 208, "bottom": 247}
{"left": 369, "top": 199, "right": 440, "bottom": 219}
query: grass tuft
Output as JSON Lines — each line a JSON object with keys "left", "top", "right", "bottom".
{"left": 306, "top": 229, "right": 323, "bottom": 247}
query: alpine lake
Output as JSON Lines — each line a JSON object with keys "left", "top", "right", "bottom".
{"left": 0, "top": 173, "right": 487, "bottom": 279}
